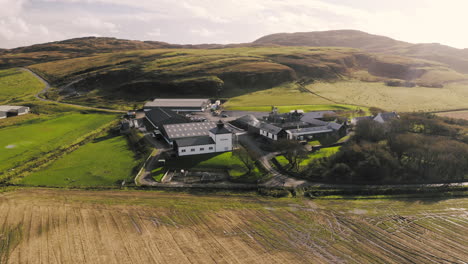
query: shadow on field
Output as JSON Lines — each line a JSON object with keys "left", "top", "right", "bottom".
{"left": 93, "top": 133, "right": 119, "bottom": 143}
{"left": 0, "top": 70, "right": 21, "bottom": 78}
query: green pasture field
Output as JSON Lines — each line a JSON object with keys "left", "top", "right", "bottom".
{"left": 20, "top": 134, "right": 139, "bottom": 187}
{"left": 0, "top": 68, "right": 44, "bottom": 103}
{"left": 0, "top": 113, "right": 116, "bottom": 174}
{"left": 223, "top": 82, "right": 369, "bottom": 115}
{"left": 277, "top": 146, "right": 341, "bottom": 170}
{"left": 307, "top": 80, "right": 468, "bottom": 112}
{"left": 164, "top": 152, "right": 263, "bottom": 182}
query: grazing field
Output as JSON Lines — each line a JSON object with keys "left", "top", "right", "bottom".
{"left": 277, "top": 146, "right": 341, "bottom": 170}
{"left": 306, "top": 80, "right": 468, "bottom": 112}
{"left": 0, "top": 189, "right": 466, "bottom": 264}
{"left": 0, "top": 68, "right": 44, "bottom": 103}
{"left": 164, "top": 152, "right": 262, "bottom": 182}
{"left": 0, "top": 113, "right": 116, "bottom": 174}
{"left": 436, "top": 110, "right": 468, "bottom": 120}
{"left": 19, "top": 135, "right": 139, "bottom": 187}
{"left": 224, "top": 83, "right": 368, "bottom": 114}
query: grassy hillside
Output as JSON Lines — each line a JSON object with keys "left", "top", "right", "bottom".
{"left": 0, "top": 189, "right": 466, "bottom": 263}
{"left": 0, "top": 37, "right": 179, "bottom": 69}
{"left": 254, "top": 29, "right": 468, "bottom": 74}
{"left": 25, "top": 46, "right": 466, "bottom": 109}
{"left": 0, "top": 68, "right": 45, "bottom": 104}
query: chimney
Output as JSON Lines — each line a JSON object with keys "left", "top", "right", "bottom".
{"left": 217, "top": 120, "right": 224, "bottom": 129}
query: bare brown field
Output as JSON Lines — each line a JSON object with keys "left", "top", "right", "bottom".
{"left": 0, "top": 189, "right": 467, "bottom": 264}
{"left": 436, "top": 110, "right": 468, "bottom": 120}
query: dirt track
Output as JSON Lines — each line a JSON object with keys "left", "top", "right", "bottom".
{"left": 0, "top": 189, "right": 467, "bottom": 264}
{"left": 21, "top": 67, "right": 125, "bottom": 113}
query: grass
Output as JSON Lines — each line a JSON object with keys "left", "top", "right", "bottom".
{"left": 152, "top": 167, "right": 166, "bottom": 182}
{"left": 224, "top": 82, "right": 370, "bottom": 114}
{"left": 24, "top": 46, "right": 468, "bottom": 112}
{"left": 164, "top": 152, "right": 263, "bottom": 182}
{"left": 277, "top": 146, "right": 341, "bottom": 170}
{"left": 308, "top": 140, "right": 321, "bottom": 146}
{"left": 307, "top": 80, "right": 468, "bottom": 112}
{"left": 436, "top": 110, "right": 468, "bottom": 120}
{"left": 0, "top": 68, "right": 44, "bottom": 104}
{"left": 0, "top": 113, "right": 116, "bottom": 174}
{"left": 20, "top": 134, "right": 139, "bottom": 187}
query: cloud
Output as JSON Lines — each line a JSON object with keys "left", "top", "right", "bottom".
{"left": 146, "top": 29, "right": 161, "bottom": 37}
{"left": 73, "top": 16, "right": 119, "bottom": 33}
{"left": 190, "top": 28, "right": 216, "bottom": 37}
{"left": 1, "top": 0, "right": 468, "bottom": 49}
{"left": 0, "top": 0, "right": 26, "bottom": 17}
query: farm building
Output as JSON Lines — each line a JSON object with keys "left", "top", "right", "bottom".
{"left": 374, "top": 112, "right": 400, "bottom": 123}
{"left": 144, "top": 107, "right": 189, "bottom": 130}
{"left": 252, "top": 109, "right": 347, "bottom": 141}
{"left": 172, "top": 121, "right": 233, "bottom": 156}
{"left": 259, "top": 123, "right": 287, "bottom": 141}
{"left": 351, "top": 112, "right": 400, "bottom": 125}
{"left": 0, "top": 105, "right": 30, "bottom": 119}
{"left": 230, "top": 114, "right": 261, "bottom": 134}
{"left": 286, "top": 122, "right": 346, "bottom": 140}
{"left": 144, "top": 98, "right": 211, "bottom": 112}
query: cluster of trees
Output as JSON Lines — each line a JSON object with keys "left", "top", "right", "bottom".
{"left": 304, "top": 113, "right": 468, "bottom": 184}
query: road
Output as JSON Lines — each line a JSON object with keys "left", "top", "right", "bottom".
{"left": 22, "top": 67, "right": 126, "bottom": 113}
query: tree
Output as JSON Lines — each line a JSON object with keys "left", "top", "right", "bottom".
{"left": 354, "top": 119, "right": 386, "bottom": 142}
{"left": 233, "top": 147, "right": 257, "bottom": 174}
{"left": 274, "top": 140, "right": 308, "bottom": 172}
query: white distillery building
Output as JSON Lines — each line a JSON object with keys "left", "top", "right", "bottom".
{"left": 172, "top": 121, "right": 233, "bottom": 156}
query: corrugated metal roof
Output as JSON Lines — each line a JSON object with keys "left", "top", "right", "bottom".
{"left": 0, "top": 105, "right": 28, "bottom": 111}
{"left": 286, "top": 126, "right": 333, "bottom": 136}
{"left": 259, "top": 122, "right": 283, "bottom": 135}
{"left": 163, "top": 122, "right": 217, "bottom": 139}
{"left": 175, "top": 136, "right": 215, "bottom": 147}
{"left": 144, "top": 98, "right": 210, "bottom": 108}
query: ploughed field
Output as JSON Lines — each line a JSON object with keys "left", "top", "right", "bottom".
{"left": 0, "top": 189, "right": 467, "bottom": 264}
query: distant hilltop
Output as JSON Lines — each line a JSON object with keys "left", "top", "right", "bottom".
{"left": 2, "top": 29, "right": 468, "bottom": 73}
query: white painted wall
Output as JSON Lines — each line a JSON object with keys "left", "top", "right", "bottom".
{"left": 17, "top": 107, "right": 29, "bottom": 115}
{"left": 374, "top": 114, "right": 385, "bottom": 123}
{"left": 178, "top": 144, "right": 216, "bottom": 156}
{"left": 209, "top": 132, "right": 233, "bottom": 152}
{"left": 260, "top": 129, "right": 277, "bottom": 140}
{"left": 0, "top": 112, "right": 6, "bottom": 119}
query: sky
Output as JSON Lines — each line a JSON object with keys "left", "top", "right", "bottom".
{"left": 1, "top": 0, "right": 468, "bottom": 49}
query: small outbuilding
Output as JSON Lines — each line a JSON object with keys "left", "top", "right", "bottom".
{"left": 0, "top": 105, "right": 30, "bottom": 119}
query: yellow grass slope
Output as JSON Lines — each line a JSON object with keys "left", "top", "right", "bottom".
{"left": 307, "top": 80, "right": 468, "bottom": 112}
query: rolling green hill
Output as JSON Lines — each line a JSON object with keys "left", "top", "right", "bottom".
{"left": 26, "top": 45, "right": 468, "bottom": 109}
{"left": 1, "top": 31, "right": 467, "bottom": 111}
{"left": 254, "top": 30, "right": 468, "bottom": 74}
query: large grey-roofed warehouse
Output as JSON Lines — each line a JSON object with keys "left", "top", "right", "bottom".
{"left": 144, "top": 98, "right": 211, "bottom": 112}
{"left": 163, "top": 121, "right": 218, "bottom": 140}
